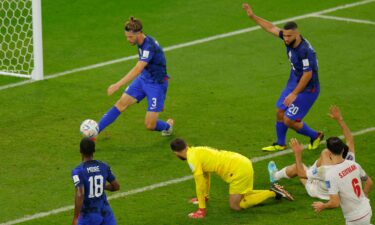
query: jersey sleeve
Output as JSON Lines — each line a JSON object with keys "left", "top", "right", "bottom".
{"left": 278, "top": 30, "right": 284, "bottom": 40}
{"left": 72, "top": 169, "right": 83, "bottom": 188}
{"left": 139, "top": 42, "right": 155, "bottom": 64}
{"left": 325, "top": 171, "right": 339, "bottom": 195}
{"left": 356, "top": 163, "right": 368, "bottom": 181}
{"left": 188, "top": 155, "right": 203, "bottom": 176}
{"left": 194, "top": 174, "right": 207, "bottom": 208}
{"left": 345, "top": 152, "right": 355, "bottom": 161}
{"left": 301, "top": 47, "right": 315, "bottom": 72}
{"left": 106, "top": 165, "right": 116, "bottom": 183}
{"left": 306, "top": 161, "right": 318, "bottom": 179}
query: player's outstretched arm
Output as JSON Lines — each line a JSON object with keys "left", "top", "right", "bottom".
{"left": 105, "top": 180, "right": 120, "bottom": 192}
{"left": 242, "top": 3, "right": 281, "bottom": 37}
{"left": 312, "top": 194, "right": 340, "bottom": 213}
{"left": 188, "top": 174, "right": 207, "bottom": 218}
{"left": 290, "top": 138, "right": 307, "bottom": 179}
{"left": 107, "top": 61, "right": 147, "bottom": 96}
{"left": 194, "top": 174, "right": 208, "bottom": 209}
{"left": 363, "top": 176, "right": 372, "bottom": 197}
{"left": 72, "top": 186, "right": 84, "bottom": 225}
{"left": 328, "top": 105, "right": 354, "bottom": 153}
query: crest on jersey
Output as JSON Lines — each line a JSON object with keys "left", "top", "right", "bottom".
{"left": 325, "top": 180, "right": 331, "bottom": 188}
{"left": 302, "top": 59, "right": 309, "bottom": 67}
{"left": 141, "top": 50, "right": 150, "bottom": 59}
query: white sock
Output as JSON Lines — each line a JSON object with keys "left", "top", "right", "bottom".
{"left": 274, "top": 167, "right": 290, "bottom": 180}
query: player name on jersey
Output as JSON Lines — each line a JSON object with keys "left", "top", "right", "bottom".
{"left": 87, "top": 166, "right": 101, "bottom": 173}
{"left": 339, "top": 164, "right": 357, "bottom": 179}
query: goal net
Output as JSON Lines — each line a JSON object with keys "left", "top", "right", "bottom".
{"left": 0, "top": 0, "right": 43, "bottom": 80}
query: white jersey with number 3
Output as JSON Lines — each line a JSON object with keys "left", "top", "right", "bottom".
{"left": 325, "top": 160, "right": 371, "bottom": 222}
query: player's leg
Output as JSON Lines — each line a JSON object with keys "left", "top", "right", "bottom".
{"left": 262, "top": 88, "right": 289, "bottom": 151}
{"left": 239, "top": 190, "right": 277, "bottom": 209}
{"left": 283, "top": 91, "right": 323, "bottom": 150}
{"left": 77, "top": 213, "right": 103, "bottom": 225}
{"left": 231, "top": 160, "right": 276, "bottom": 209}
{"left": 98, "top": 78, "right": 144, "bottom": 133}
{"left": 304, "top": 179, "right": 330, "bottom": 200}
{"left": 102, "top": 209, "right": 117, "bottom": 225}
{"left": 229, "top": 194, "right": 243, "bottom": 211}
{"left": 98, "top": 94, "right": 138, "bottom": 133}
{"left": 299, "top": 178, "right": 307, "bottom": 186}
{"left": 268, "top": 161, "right": 298, "bottom": 184}
{"left": 144, "top": 81, "right": 173, "bottom": 135}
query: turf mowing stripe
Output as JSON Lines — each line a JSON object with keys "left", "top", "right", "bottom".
{"left": 0, "top": 0, "right": 374, "bottom": 91}
{"left": 2, "top": 126, "right": 374, "bottom": 225}
{"left": 312, "top": 14, "right": 375, "bottom": 25}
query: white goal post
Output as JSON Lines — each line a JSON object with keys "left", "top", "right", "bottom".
{"left": 0, "top": 0, "right": 44, "bottom": 80}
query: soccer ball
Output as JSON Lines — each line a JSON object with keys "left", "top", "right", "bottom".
{"left": 80, "top": 119, "right": 99, "bottom": 138}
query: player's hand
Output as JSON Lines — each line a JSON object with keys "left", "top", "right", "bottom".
{"left": 312, "top": 201, "right": 325, "bottom": 213}
{"left": 283, "top": 93, "right": 297, "bottom": 107}
{"left": 242, "top": 3, "right": 255, "bottom": 18}
{"left": 107, "top": 83, "right": 120, "bottom": 96}
{"left": 328, "top": 105, "right": 343, "bottom": 121}
{"left": 188, "top": 208, "right": 206, "bottom": 219}
{"left": 290, "top": 138, "right": 304, "bottom": 155}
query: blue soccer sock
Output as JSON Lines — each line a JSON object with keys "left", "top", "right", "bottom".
{"left": 297, "top": 123, "right": 318, "bottom": 140}
{"left": 98, "top": 106, "right": 121, "bottom": 133}
{"left": 276, "top": 121, "right": 288, "bottom": 146}
{"left": 154, "top": 120, "right": 170, "bottom": 131}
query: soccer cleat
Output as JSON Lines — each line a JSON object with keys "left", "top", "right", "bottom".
{"left": 262, "top": 142, "right": 287, "bottom": 152}
{"left": 188, "top": 208, "right": 206, "bottom": 219}
{"left": 161, "top": 119, "right": 174, "bottom": 136}
{"left": 189, "top": 196, "right": 209, "bottom": 205}
{"left": 268, "top": 161, "right": 279, "bottom": 184}
{"left": 308, "top": 132, "right": 324, "bottom": 150}
{"left": 270, "top": 183, "right": 294, "bottom": 201}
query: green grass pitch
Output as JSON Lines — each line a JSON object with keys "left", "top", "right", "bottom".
{"left": 0, "top": 0, "right": 374, "bottom": 224}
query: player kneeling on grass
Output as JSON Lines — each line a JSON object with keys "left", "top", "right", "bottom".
{"left": 72, "top": 138, "right": 120, "bottom": 225}
{"left": 170, "top": 138, "right": 294, "bottom": 219}
{"left": 267, "top": 106, "right": 364, "bottom": 201}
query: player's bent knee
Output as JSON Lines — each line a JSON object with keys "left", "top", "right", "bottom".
{"left": 283, "top": 117, "right": 298, "bottom": 129}
{"left": 276, "top": 109, "right": 285, "bottom": 121}
{"left": 115, "top": 101, "right": 128, "bottom": 112}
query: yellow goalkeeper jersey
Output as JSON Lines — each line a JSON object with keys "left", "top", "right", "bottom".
{"left": 187, "top": 146, "right": 250, "bottom": 183}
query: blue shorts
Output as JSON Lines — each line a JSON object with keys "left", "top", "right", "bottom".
{"left": 124, "top": 76, "right": 168, "bottom": 112}
{"left": 78, "top": 210, "right": 116, "bottom": 225}
{"left": 276, "top": 87, "right": 319, "bottom": 121}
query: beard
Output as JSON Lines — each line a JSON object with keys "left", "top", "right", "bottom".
{"left": 177, "top": 155, "right": 187, "bottom": 161}
{"left": 285, "top": 39, "right": 296, "bottom": 47}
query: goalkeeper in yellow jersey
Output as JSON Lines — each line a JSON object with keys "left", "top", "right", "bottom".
{"left": 170, "top": 138, "right": 294, "bottom": 219}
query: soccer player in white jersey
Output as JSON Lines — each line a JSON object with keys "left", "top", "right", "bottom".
{"left": 267, "top": 106, "right": 358, "bottom": 200}
{"left": 312, "top": 139, "right": 372, "bottom": 225}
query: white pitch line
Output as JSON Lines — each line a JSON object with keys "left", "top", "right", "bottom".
{"left": 2, "top": 126, "right": 375, "bottom": 225}
{"left": 0, "top": 0, "right": 374, "bottom": 92}
{"left": 312, "top": 14, "right": 375, "bottom": 25}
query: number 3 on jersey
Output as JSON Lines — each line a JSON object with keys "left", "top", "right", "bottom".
{"left": 352, "top": 178, "right": 361, "bottom": 198}
{"left": 88, "top": 175, "right": 104, "bottom": 198}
